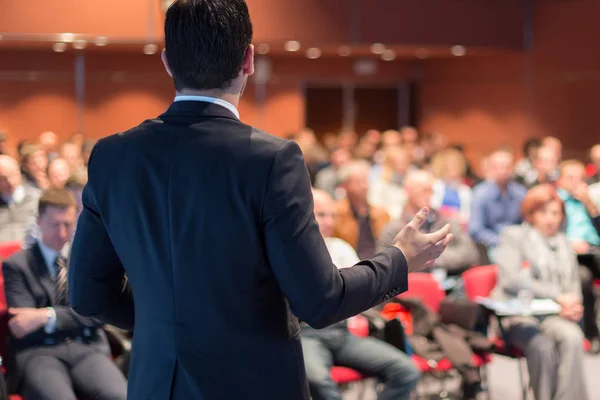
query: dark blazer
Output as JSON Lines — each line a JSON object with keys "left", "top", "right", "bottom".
{"left": 68, "top": 101, "right": 409, "bottom": 400}
{"left": 2, "top": 243, "right": 108, "bottom": 391}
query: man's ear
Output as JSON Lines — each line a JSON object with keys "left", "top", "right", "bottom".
{"left": 242, "top": 45, "right": 255, "bottom": 77}
{"left": 161, "top": 49, "right": 173, "bottom": 77}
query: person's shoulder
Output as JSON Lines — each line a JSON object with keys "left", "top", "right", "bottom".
{"left": 509, "top": 180, "right": 527, "bottom": 195}
{"left": 248, "top": 127, "right": 291, "bottom": 155}
{"left": 2, "top": 247, "right": 28, "bottom": 272}
{"left": 500, "top": 224, "right": 525, "bottom": 241}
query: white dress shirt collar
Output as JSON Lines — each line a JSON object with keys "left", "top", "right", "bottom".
{"left": 174, "top": 95, "right": 240, "bottom": 119}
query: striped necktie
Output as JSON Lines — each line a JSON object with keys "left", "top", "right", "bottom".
{"left": 54, "top": 255, "right": 68, "bottom": 305}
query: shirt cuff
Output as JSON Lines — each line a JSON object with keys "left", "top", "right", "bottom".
{"left": 44, "top": 307, "right": 57, "bottom": 334}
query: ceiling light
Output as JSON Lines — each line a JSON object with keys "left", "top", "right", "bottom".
{"left": 306, "top": 48, "right": 322, "bottom": 60}
{"left": 338, "top": 46, "right": 351, "bottom": 57}
{"left": 143, "top": 44, "right": 158, "bottom": 55}
{"left": 284, "top": 41, "right": 301, "bottom": 52}
{"left": 94, "top": 36, "right": 109, "bottom": 46}
{"left": 415, "top": 48, "right": 429, "bottom": 59}
{"left": 52, "top": 42, "right": 67, "bottom": 53}
{"left": 370, "top": 43, "right": 386, "bottom": 55}
{"left": 257, "top": 43, "right": 270, "bottom": 55}
{"left": 450, "top": 45, "right": 467, "bottom": 57}
{"left": 73, "top": 40, "right": 87, "bottom": 50}
{"left": 59, "top": 33, "right": 76, "bottom": 43}
{"left": 381, "top": 49, "right": 396, "bottom": 61}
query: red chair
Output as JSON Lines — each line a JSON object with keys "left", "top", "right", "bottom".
{"left": 398, "top": 273, "right": 492, "bottom": 397}
{"left": 0, "top": 241, "right": 22, "bottom": 261}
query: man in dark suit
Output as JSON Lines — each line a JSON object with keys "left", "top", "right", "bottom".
{"left": 67, "top": 1, "right": 452, "bottom": 399}
{"left": 2, "top": 189, "right": 127, "bottom": 400}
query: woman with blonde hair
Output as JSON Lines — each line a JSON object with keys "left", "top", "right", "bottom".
{"left": 430, "top": 148, "right": 472, "bottom": 223}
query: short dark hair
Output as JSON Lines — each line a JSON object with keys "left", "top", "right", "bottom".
{"left": 164, "top": 0, "right": 253, "bottom": 91}
{"left": 523, "top": 137, "right": 541, "bottom": 157}
{"left": 38, "top": 189, "right": 77, "bottom": 217}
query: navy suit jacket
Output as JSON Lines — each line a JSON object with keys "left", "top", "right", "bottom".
{"left": 68, "top": 101, "right": 409, "bottom": 400}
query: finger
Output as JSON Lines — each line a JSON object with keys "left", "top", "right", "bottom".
{"left": 424, "top": 224, "right": 451, "bottom": 245}
{"left": 8, "top": 308, "right": 17, "bottom": 314}
{"left": 434, "top": 233, "right": 454, "bottom": 248}
{"left": 406, "top": 207, "right": 430, "bottom": 231}
{"left": 423, "top": 260, "right": 436, "bottom": 269}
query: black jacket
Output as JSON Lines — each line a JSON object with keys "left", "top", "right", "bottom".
{"left": 68, "top": 100, "right": 409, "bottom": 400}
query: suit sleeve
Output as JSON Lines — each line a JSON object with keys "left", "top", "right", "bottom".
{"left": 3, "top": 260, "right": 38, "bottom": 309}
{"left": 68, "top": 143, "right": 135, "bottom": 331}
{"left": 262, "top": 141, "right": 409, "bottom": 329}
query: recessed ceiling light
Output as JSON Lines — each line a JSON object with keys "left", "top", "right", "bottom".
{"left": 73, "top": 40, "right": 87, "bottom": 50}
{"left": 257, "top": 43, "right": 270, "bottom": 55}
{"left": 94, "top": 36, "right": 109, "bottom": 47}
{"left": 381, "top": 49, "right": 396, "bottom": 61}
{"left": 338, "top": 46, "right": 351, "bottom": 57}
{"left": 450, "top": 45, "right": 467, "bottom": 57}
{"left": 415, "top": 48, "right": 429, "bottom": 59}
{"left": 52, "top": 42, "right": 67, "bottom": 53}
{"left": 370, "top": 43, "right": 386, "bottom": 55}
{"left": 59, "top": 33, "right": 76, "bottom": 43}
{"left": 306, "top": 48, "right": 322, "bottom": 59}
{"left": 284, "top": 41, "right": 301, "bottom": 52}
{"left": 143, "top": 44, "right": 158, "bottom": 55}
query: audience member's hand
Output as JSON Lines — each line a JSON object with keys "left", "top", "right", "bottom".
{"left": 557, "top": 294, "right": 583, "bottom": 322}
{"left": 8, "top": 308, "right": 48, "bottom": 339}
{"left": 571, "top": 240, "right": 590, "bottom": 255}
{"left": 573, "top": 182, "right": 591, "bottom": 204}
{"left": 393, "top": 207, "right": 453, "bottom": 273}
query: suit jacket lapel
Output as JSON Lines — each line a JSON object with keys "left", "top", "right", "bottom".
{"left": 29, "top": 243, "right": 56, "bottom": 305}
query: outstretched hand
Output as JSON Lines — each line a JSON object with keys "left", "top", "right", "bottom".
{"left": 393, "top": 207, "right": 453, "bottom": 273}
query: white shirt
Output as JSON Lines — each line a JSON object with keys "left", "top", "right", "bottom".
{"left": 324, "top": 237, "right": 360, "bottom": 269}
{"left": 174, "top": 95, "right": 240, "bottom": 119}
{"left": 37, "top": 239, "right": 59, "bottom": 277}
{"left": 2, "top": 185, "right": 25, "bottom": 205}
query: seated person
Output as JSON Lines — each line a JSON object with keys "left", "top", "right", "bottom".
{"left": 2, "top": 189, "right": 127, "bottom": 400}
{"left": 378, "top": 170, "right": 479, "bottom": 276}
{"left": 301, "top": 189, "right": 420, "bottom": 400}
{"left": 468, "top": 149, "right": 527, "bottom": 263}
{"left": 492, "top": 184, "right": 589, "bottom": 400}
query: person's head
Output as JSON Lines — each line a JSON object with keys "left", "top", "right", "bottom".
{"left": 330, "top": 148, "right": 352, "bottom": 169}
{"left": 38, "top": 131, "right": 58, "bottom": 153}
{"left": 590, "top": 144, "right": 600, "bottom": 170}
{"left": 37, "top": 189, "right": 77, "bottom": 251}
{"left": 20, "top": 144, "right": 48, "bottom": 176}
{"left": 312, "top": 189, "right": 336, "bottom": 237}
{"left": 65, "top": 169, "right": 88, "bottom": 217}
{"left": 69, "top": 132, "right": 85, "bottom": 147}
{"left": 354, "top": 136, "right": 378, "bottom": 161}
{"left": 521, "top": 184, "right": 565, "bottom": 237}
{"left": 489, "top": 149, "right": 514, "bottom": 186}
{"left": 384, "top": 146, "right": 410, "bottom": 175}
{"left": 0, "top": 132, "right": 6, "bottom": 155}
{"left": 60, "top": 142, "right": 82, "bottom": 170}
{"left": 322, "top": 132, "right": 338, "bottom": 152}
{"left": 337, "top": 130, "right": 358, "bottom": 151}
{"left": 162, "top": 0, "right": 254, "bottom": 98}
{"left": 534, "top": 146, "right": 559, "bottom": 180}
{"left": 557, "top": 160, "right": 586, "bottom": 194}
{"left": 523, "top": 137, "right": 541, "bottom": 160}
{"left": 0, "top": 155, "right": 22, "bottom": 197}
{"left": 364, "top": 129, "right": 381, "bottom": 145}
{"left": 542, "top": 136, "right": 562, "bottom": 159}
{"left": 400, "top": 126, "right": 419, "bottom": 145}
{"left": 17, "top": 140, "right": 33, "bottom": 157}
{"left": 403, "top": 170, "right": 435, "bottom": 212}
{"left": 47, "top": 158, "right": 71, "bottom": 189}
{"left": 381, "top": 130, "right": 402, "bottom": 149}
{"left": 338, "top": 160, "right": 370, "bottom": 204}
{"left": 431, "top": 148, "right": 467, "bottom": 183}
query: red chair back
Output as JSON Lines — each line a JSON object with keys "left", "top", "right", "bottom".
{"left": 462, "top": 265, "right": 498, "bottom": 300}
{"left": 398, "top": 273, "right": 445, "bottom": 312}
{"left": 0, "top": 241, "right": 22, "bottom": 261}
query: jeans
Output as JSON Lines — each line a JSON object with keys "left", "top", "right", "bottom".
{"left": 300, "top": 325, "right": 420, "bottom": 400}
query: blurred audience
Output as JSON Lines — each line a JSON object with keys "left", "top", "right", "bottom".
{"left": 587, "top": 144, "right": 600, "bottom": 185}
{"left": 0, "top": 155, "right": 40, "bottom": 243}
{"left": 368, "top": 146, "right": 410, "bottom": 219}
{"left": 430, "top": 148, "right": 472, "bottom": 223}
{"left": 334, "top": 160, "right": 390, "bottom": 259}
{"left": 60, "top": 142, "right": 86, "bottom": 177}
{"left": 38, "top": 131, "right": 59, "bottom": 162}
{"left": 47, "top": 158, "right": 71, "bottom": 190}
{"left": 517, "top": 145, "right": 560, "bottom": 189}
{"left": 377, "top": 170, "right": 478, "bottom": 275}
{"left": 514, "top": 137, "right": 541, "bottom": 184}
{"left": 0, "top": 132, "right": 7, "bottom": 155}
{"left": 492, "top": 184, "right": 589, "bottom": 400}
{"left": 469, "top": 149, "right": 527, "bottom": 262}
{"left": 19, "top": 144, "right": 49, "bottom": 191}
{"left": 314, "top": 148, "right": 352, "bottom": 199}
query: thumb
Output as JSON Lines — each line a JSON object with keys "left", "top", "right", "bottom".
{"left": 406, "top": 207, "right": 430, "bottom": 231}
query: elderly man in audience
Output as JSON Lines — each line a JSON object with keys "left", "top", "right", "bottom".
{"left": 60, "top": 142, "right": 85, "bottom": 177}
{"left": 368, "top": 146, "right": 411, "bottom": 219}
{"left": 19, "top": 144, "right": 49, "bottom": 191}
{"left": 2, "top": 189, "right": 127, "bottom": 400}
{"left": 469, "top": 148, "right": 527, "bottom": 263}
{"left": 301, "top": 189, "right": 420, "bottom": 400}
{"left": 47, "top": 158, "right": 71, "bottom": 190}
{"left": 517, "top": 146, "right": 560, "bottom": 189}
{"left": 0, "top": 155, "right": 40, "bottom": 244}
{"left": 334, "top": 160, "right": 390, "bottom": 259}
{"left": 314, "top": 147, "right": 352, "bottom": 199}
{"left": 38, "top": 131, "right": 59, "bottom": 163}
{"left": 555, "top": 160, "right": 600, "bottom": 346}
{"left": 378, "top": 170, "right": 479, "bottom": 275}
{"left": 492, "top": 184, "right": 589, "bottom": 400}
